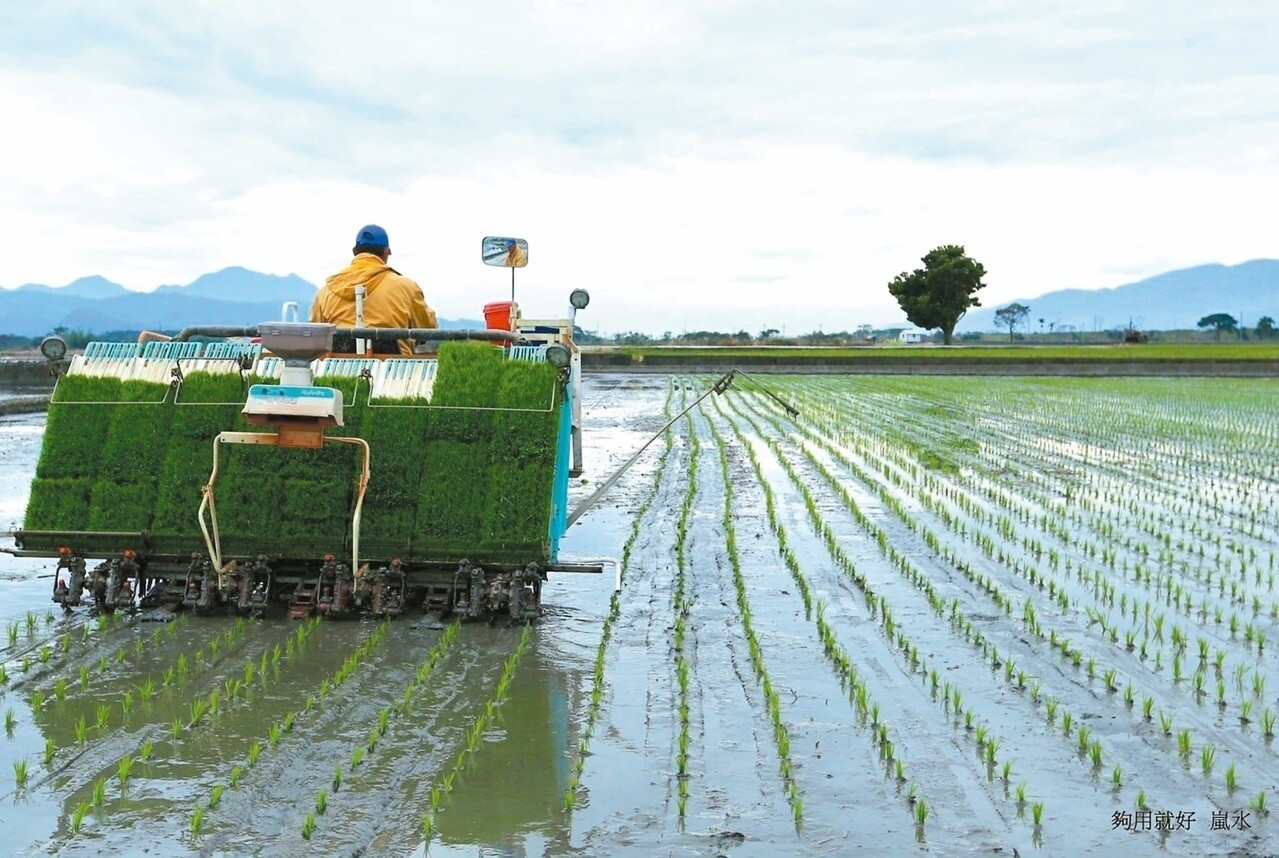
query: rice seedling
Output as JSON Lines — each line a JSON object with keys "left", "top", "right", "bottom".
{"left": 43, "top": 738, "right": 56, "bottom": 766}
{"left": 1226, "top": 761, "right": 1237, "bottom": 792}
{"left": 190, "top": 806, "right": 204, "bottom": 838}
{"left": 140, "top": 740, "right": 154, "bottom": 762}
{"left": 13, "top": 758, "right": 29, "bottom": 788}
{"left": 71, "top": 802, "right": 89, "bottom": 834}
{"left": 1160, "top": 712, "right": 1173, "bottom": 735}
{"left": 1201, "top": 743, "right": 1215, "bottom": 774}
{"left": 91, "top": 777, "right": 106, "bottom": 807}
{"left": 1111, "top": 765, "right": 1122, "bottom": 787}
{"left": 247, "top": 739, "right": 262, "bottom": 767}
{"left": 914, "top": 798, "right": 928, "bottom": 826}
{"left": 3, "top": 708, "right": 14, "bottom": 734}
{"left": 332, "top": 764, "right": 342, "bottom": 791}
{"left": 230, "top": 765, "right": 244, "bottom": 788}
{"left": 208, "top": 784, "right": 225, "bottom": 809}
{"left": 1031, "top": 802, "right": 1044, "bottom": 826}
{"left": 315, "top": 790, "right": 327, "bottom": 815}
{"left": 117, "top": 755, "right": 134, "bottom": 787}
{"left": 1177, "top": 729, "right": 1192, "bottom": 756}
{"left": 1015, "top": 782, "right": 1027, "bottom": 803}
{"left": 1251, "top": 790, "right": 1268, "bottom": 816}
{"left": 1136, "top": 790, "right": 1146, "bottom": 808}
{"left": 75, "top": 716, "right": 88, "bottom": 744}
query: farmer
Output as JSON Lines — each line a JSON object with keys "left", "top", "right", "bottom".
{"left": 310, "top": 224, "right": 438, "bottom": 355}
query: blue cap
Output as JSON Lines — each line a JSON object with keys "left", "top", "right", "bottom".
{"left": 354, "top": 224, "right": 389, "bottom": 249}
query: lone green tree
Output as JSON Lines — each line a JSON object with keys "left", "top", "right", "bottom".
{"left": 994, "top": 303, "right": 1030, "bottom": 342}
{"left": 887, "top": 245, "right": 987, "bottom": 345}
{"left": 1256, "top": 316, "right": 1275, "bottom": 340}
{"left": 1197, "top": 313, "right": 1238, "bottom": 341}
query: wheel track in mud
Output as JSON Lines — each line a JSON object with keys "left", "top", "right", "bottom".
{"left": 565, "top": 379, "right": 676, "bottom": 809}
{"left": 570, "top": 381, "right": 690, "bottom": 845}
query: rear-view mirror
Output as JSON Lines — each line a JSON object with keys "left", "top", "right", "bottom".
{"left": 482, "top": 236, "right": 528, "bottom": 268}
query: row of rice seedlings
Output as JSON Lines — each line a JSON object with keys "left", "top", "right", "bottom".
{"left": 191, "top": 619, "right": 379, "bottom": 840}
{"left": 305, "top": 622, "right": 460, "bottom": 840}
{"left": 861, "top": 380, "right": 1279, "bottom": 648}
{"left": 670, "top": 385, "right": 697, "bottom": 823}
{"left": 421, "top": 624, "right": 532, "bottom": 843}
{"left": 45, "top": 618, "right": 319, "bottom": 839}
{"left": 767, "top": 388, "right": 1262, "bottom": 778}
{"left": 774, "top": 380, "right": 1272, "bottom": 808}
{"left": 937, "top": 478, "right": 1274, "bottom": 729}
{"left": 0, "top": 609, "right": 60, "bottom": 674}
{"left": 807, "top": 379, "right": 1235, "bottom": 609}
{"left": 772, "top": 394, "right": 1184, "bottom": 785}
{"left": 708, "top": 413, "right": 802, "bottom": 821}
{"left": 564, "top": 381, "right": 677, "bottom": 810}
{"left": 804, "top": 387, "right": 1279, "bottom": 760}
{"left": 1, "top": 610, "right": 131, "bottom": 695}
{"left": 41, "top": 614, "right": 259, "bottom": 762}
{"left": 726, "top": 395, "right": 1061, "bottom": 831}
{"left": 721, "top": 400, "right": 1036, "bottom": 829}
{"left": 803, "top": 378, "right": 1263, "bottom": 580}
{"left": 888, "top": 425, "right": 1270, "bottom": 716}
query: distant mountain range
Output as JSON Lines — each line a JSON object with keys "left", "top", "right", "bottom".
{"left": 0, "top": 267, "right": 480, "bottom": 336}
{"left": 4, "top": 259, "right": 1277, "bottom": 337}
{"left": 959, "top": 259, "right": 1279, "bottom": 333}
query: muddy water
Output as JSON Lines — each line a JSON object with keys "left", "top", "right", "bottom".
{"left": 7, "top": 375, "right": 1269, "bottom": 856}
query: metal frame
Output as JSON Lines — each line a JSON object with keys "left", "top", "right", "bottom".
{"left": 198, "top": 431, "right": 371, "bottom": 572}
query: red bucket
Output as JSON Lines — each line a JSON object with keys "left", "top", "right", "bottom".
{"left": 483, "top": 300, "right": 516, "bottom": 331}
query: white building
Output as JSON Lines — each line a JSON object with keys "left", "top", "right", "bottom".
{"left": 899, "top": 328, "right": 933, "bottom": 343}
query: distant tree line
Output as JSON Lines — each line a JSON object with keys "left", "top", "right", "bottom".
{"left": 573, "top": 326, "right": 905, "bottom": 347}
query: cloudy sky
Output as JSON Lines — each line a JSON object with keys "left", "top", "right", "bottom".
{"left": 1, "top": 2, "right": 1276, "bottom": 334}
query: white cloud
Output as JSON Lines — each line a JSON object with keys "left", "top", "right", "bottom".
{"left": 0, "top": 1, "right": 1276, "bottom": 333}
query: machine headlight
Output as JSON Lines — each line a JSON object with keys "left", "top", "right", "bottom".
{"left": 546, "top": 344, "right": 571, "bottom": 368}
{"left": 569, "top": 289, "right": 590, "bottom": 310}
{"left": 40, "top": 336, "right": 67, "bottom": 362}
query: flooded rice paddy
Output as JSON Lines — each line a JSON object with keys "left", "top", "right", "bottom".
{"left": 3, "top": 374, "right": 1279, "bottom": 856}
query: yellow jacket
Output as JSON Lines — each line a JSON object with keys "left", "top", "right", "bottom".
{"left": 309, "top": 254, "right": 438, "bottom": 355}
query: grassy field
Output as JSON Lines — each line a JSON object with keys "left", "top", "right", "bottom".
{"left": 605, "top": 342, "right": 1279, "bottom": 360}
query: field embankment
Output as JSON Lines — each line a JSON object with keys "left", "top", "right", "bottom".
{"left": 583, "top": 344, "right": 1279, "bottom": 376}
